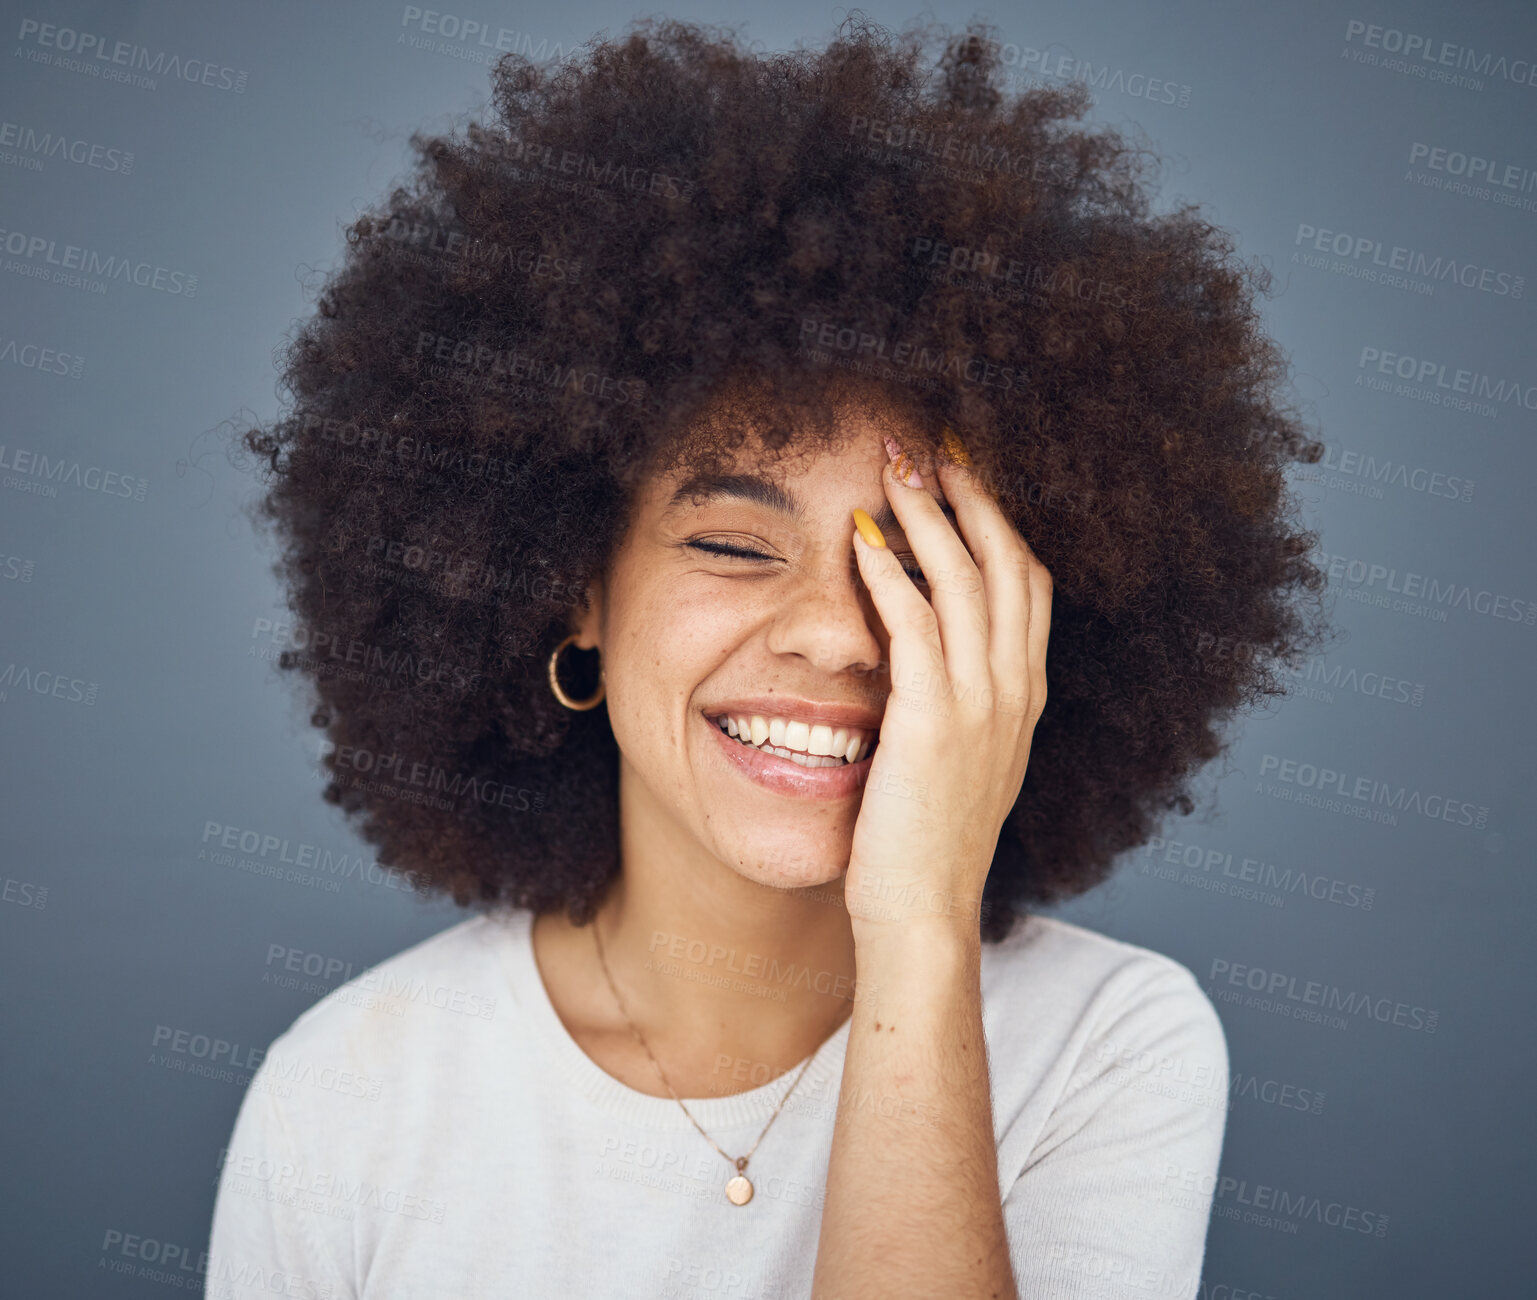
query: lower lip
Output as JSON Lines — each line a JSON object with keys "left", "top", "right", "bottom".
{"left": 704, "top": 713, "right": 874, "bottom": 800}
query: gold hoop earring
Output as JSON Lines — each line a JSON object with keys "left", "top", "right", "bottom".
{"left": 547, "top": 632, "right": 606, "bottom": 711}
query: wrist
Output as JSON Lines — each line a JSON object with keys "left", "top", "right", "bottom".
{"left": 849, "top": 919, "right": 981, "bottom": 1030}
{"left": 845, "top": 865, "right": 990, "bottom": 932}
{"left": 851, "top": 912, "right": 982, "bottom": 971}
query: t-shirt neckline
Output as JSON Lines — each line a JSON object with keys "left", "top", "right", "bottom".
{"left": 488, "top": 908, "right": 853, "bottom": 1131}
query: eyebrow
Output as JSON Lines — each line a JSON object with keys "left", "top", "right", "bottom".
{"left": 666, "top": 472, "right": 956, "bottom": 536}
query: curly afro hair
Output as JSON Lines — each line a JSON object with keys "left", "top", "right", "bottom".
{"left": 241, "top": 12, "right": 1329, "bottom": 943}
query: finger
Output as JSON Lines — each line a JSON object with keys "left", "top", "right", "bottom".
{"left": 932, "top": 448, "right": 1043, "bottom": 710}
{"left": 879, "top": 449, "right": 991, "bottom": 692}
{"left": 850, "top": 510, "right": 949, "bottom": 715}
{"left": 1023, "top": 543, "right": 1053, "bottom": 717}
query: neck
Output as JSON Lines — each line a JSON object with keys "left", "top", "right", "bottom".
{"left": 593, "top": 756, "right": 859, "bottom": 1076}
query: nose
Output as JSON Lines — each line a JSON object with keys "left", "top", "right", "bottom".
{"left": 763, "top": 541, "right": 888, "bottom": 681}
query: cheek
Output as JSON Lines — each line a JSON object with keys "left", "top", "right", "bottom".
{"left": 605, "top": 586, "right": 757, "bottom": 749}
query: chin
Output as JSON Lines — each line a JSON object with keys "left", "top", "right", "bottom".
{"left": 724, "top": 836, "right": 849, "bottom": 894}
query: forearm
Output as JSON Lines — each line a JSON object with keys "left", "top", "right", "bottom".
{"left": 812, "top": 921, "right": 1016, "bottom": 1300}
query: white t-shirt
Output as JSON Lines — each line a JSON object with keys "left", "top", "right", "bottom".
{"left": 205, "top": 909, "right": 1229, "bottom": 1299}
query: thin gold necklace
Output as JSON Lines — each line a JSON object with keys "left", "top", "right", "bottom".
{"left": 591, "top": 914, "right": 822, "bottom": 1206}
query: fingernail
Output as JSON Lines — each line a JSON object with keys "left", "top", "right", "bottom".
{"left": 939, "top": 424, "right": 971, "bottom": 467}
{"left": 882, "top": 434, "right": 923, "bottom": 488}
{"left": 851, "top": 507, "right": 886, "bottom": 548}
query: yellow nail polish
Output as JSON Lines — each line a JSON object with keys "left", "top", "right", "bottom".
{"left": 939, "top": 424, "right": 971, "bottom": 467}
{"left": 882, "top": 434, "right": 925, "bottom": 488}
{"left": 851, "top": 507, "right": 886, "bottom": 548}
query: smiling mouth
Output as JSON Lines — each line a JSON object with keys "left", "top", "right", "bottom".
{"left": 708, "top": 713, "right": 878, "bottom": 768}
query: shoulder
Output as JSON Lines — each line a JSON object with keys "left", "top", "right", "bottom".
{"left": 255, "top": 911, "right": 514, "bottom": 1084}
{"left": 211, "top": 917, "right": 514, "bottom": 1277}
{"left": 981, "top": 912, "right": 1227, "bottom": 1068}
{"left": 984, "top": 911, "right": 1210, "bottom": 996}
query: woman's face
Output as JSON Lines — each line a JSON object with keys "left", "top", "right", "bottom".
{"left": 574, "top": 397, "right": 948, "bottom": 892}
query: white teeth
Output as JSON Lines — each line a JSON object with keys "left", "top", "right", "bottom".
{"left": 771, "top": 746, "right": 843, "bottom": 768}
{"left": 712, "top": 712, "right": 876, "bottom": 766}
{"left": 795, "top": 751, "right": 841, "bottom": 768}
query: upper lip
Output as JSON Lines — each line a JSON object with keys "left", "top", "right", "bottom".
{"left": 702, "top": 695, "right": 884, "bottom": 734}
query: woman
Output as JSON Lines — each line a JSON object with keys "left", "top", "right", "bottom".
{"left": 210, "top": 15, "right": 1326, "bottom": 1299}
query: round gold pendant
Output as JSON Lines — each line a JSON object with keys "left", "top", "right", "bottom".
{"left": 725, "top": 1174, "right": 754, "bottom": 1205}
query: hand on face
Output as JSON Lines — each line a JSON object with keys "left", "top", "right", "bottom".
{"left": 844, "top": 429, "right": 1052, "bottom": 937}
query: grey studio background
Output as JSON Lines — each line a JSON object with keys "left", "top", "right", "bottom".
{"left": 1, "top": 0, "right": 1533, "bottom": 1295}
